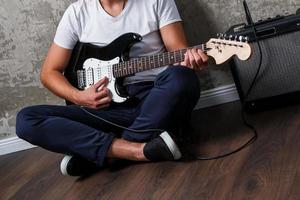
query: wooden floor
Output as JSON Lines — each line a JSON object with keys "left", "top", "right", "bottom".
{"left": 1, "top": 101, "right": 300, "bottom": 200}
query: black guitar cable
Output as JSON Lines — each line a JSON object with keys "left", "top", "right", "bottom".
{"left": 78, "top": 105, "right": 165, "bottom": 134}
{"left": 192, "top": 0, "right": 262, "bottom": 160}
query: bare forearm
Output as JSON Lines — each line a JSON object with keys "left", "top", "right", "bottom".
{"left": 40, "top": 70, "right": 79, "bottom": 104}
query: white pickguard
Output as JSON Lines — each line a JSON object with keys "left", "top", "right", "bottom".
{"left": 83, "top": 57, "right": 127, "bottom": 103}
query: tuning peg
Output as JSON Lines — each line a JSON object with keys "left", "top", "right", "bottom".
{"left": 224, "top": 34, "right": 229, "bottom": 40}
{"left": 239, "top": 36, "right": 244, "bottom": 42}
{"left": 245, "top": 36, "right": 249, "bottom": 43}
{"left": 229, "top": 35, "right": 233, "bottom": 40}
{"left": 221, "top": 33, "right": 226, "bottom": 39}
{"left": 217, "top": 33, "right": 221, "bottom": 38}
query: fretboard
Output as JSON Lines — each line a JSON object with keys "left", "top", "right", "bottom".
{"left": 112, "top": 44, "right": 208, "bottom": 78}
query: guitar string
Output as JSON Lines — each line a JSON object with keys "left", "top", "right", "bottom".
{"left": 113, "top": 45, "right": 208, "bottom": 77}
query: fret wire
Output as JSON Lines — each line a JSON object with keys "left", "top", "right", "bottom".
{"left": 123, "top": 62, "right": 126, "bottom": 76}
{"left": 166, "top": 52, "right": 170, "bottom": 65}
{"left": 124, "top": 61, "right": 127, "bottom": 76}
{"left": 148, "top": 56, "right": 151, "bottom": 69}
{"left": 127, "top": 61, "right": 130, "bottom": 75}
{"left": 121, "top": 63, "right": 123, "bottom": 77}
{"left": 139, "top": 58, "right": 142, "bottom": 72}
{"left": 147, "top": 56, "right": 150, "bottom": 71}
{"left": 121, "top": 62, "right": 124, "bottom": 76}
{"left": 148, "top": 56, "right": 151, "bottom": 70}
{"left": 179, "top": 49, "right": 183, "bottom": 62}
{"left": 149, "top": 56, "right": 152, "bottom": 70}
{"left": 116, "top": 64, "right": 121, "bottom": 77}
{"left": 131, "top": 59, "right": 135, "bottom": 74}
{"left": 120, "top": 63, "right": 123, "bottom": 76}
{"left": 143, "top": 57, "right": 146, "bottom": 69}
{"left": 145, "top": 56, "right": 148, "bottom": 72}
{"left": 138, "top": 59, "right": 141, "bottom": 73}
{"left": 127, "top": 61, "right": 130, "bottom": 76}
{"left": 128, "top": 61, "right": 131, "bottom": 75}
{"left": 116, "top": 63, "right": 118, "bottom": 77}
{"left": 129, "top": 61, "right": 132, "bottom": 75}
{"left": 116, "top": 63, "right": 119, "bottom": 77}
{"left": 164, "top": 52, "right": 171, "bottom": 65}
{"left": 152, "top": 54, "right": 155, "bottom": 69}
{"left": 122, "top": 63, "right": 125, "bottom": 76}
{"left": 116, "top": 64, "right": 119, "bottom": 78}
{"left": 139, "top": 57, "right": 147, "bottom": 72}
{"left": 176, "top": 50, "right": 180, "bottom": 63}
{"left": 141, "top": 58, "right": 144, "bottom": 71}
{"left": 112, "top": 65, "right": 116, "bottom": 77}
{"left": 132, "top": 59, "right": 134, "bottom": 74}
{"left": 137, "top": 59, "right": 140, "bottom": 73}
{"left": 164, "top": 52, "right": 168, "bottom": 65}
{"left": 137, "top": 59, "right": 139, "bottom": 73}
{"left": 128, "top": 60, "right": 130, "bottom": 75}
{"left": 128, "top": 61, "right": 130, "bottom": 75}
{"left": 173, "top": 52, "right": 178, "bottom": 64}
{"left": 170, "top": 51, "right": 174, "bottom": 65}
{"left": 157, "top": 54, "right": 161, "bottom": 67}
{"left": 118, "top": 63, "right": 122, "bottom": 77}
{"left": 141, "top": 57, "right": 145, "bottom": 72}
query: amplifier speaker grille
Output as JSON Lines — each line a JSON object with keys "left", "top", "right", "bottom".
{"left": 231, "top": 30, "right": 300, "bottom": 107}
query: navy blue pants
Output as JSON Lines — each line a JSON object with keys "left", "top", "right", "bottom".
{"left": 16, "top": 66, "right": 200, "bottom": 167}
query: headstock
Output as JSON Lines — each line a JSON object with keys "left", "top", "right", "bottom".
{"left": 205, "top": 34, "right": 252, "bottom": 65}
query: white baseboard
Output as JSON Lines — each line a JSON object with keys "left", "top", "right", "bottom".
{"left": 195, "top": 84, "right": 240, "bottom": 110}
{"left": 0, "top": 137, "right": 36, "bottom": 156}
{"left": 0, "top": 84, "right": 240, "bottom": 156}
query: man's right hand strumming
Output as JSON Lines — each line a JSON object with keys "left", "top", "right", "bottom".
{"left": 75, "top": 77, "right": 112, "bottom": 109}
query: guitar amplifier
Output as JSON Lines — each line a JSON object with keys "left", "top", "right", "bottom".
{"left": 226, "top": 11, "right": 300, "bottom": 112}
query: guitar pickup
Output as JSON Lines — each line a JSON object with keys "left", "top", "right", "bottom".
{"left": 77, "top": 70, "right": 86, "bottom": 89}
{"left": 85, "top": 67, "right": 94, "bottom": 88}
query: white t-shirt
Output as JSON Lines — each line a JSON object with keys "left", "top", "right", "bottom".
{"left": 54, "top": 0, "right": 182, "bottom": 85}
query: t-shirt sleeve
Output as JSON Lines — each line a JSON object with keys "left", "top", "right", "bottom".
{"left": 54, "top": 5, "right": 80, "bottom": 49}
{"left": 157, "top": 0, "right": 182, "bottom": 29}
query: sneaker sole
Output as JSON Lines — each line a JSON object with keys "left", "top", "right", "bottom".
{"left": 160, "top": 131, "right": 182, "bottom": 160}
{"left": 60, "top": 155, "right": 72, "bottom": 176}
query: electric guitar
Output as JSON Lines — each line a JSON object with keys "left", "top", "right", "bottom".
{"left": 64, "top": 33, "right": 251, "bottom": 103}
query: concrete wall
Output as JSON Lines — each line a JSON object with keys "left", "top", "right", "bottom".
{"left": 0, "top": 0, "right": 299, "bottom": 140}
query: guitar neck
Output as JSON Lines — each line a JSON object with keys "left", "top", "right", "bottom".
{"left": 112, "top": 44, "right": 208, "bottom": 78}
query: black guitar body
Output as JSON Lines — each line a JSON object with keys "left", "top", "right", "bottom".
{"left": 64, "top": 32, "right": 142, "bottom": 104}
